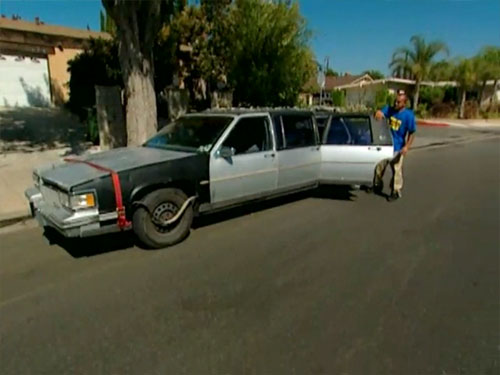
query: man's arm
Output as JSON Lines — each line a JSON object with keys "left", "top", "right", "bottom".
{"left": 401, "top": 132, "right": 415, "bottom": 155}
{"left": 375, "top": 105, "right": 389, "bottom": 120}
{"left": 400, "top": 112, "right": 417, "bottom": 155}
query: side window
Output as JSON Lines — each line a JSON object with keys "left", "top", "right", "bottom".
{"left": 343, "top": 117, "right": 372, "bottom": 145}
{"left": 326, "top": 118, "right": 350, "bottom": 145}
{"left": 325, "top": 117, "right": 372, "bottom": 145}
{"left": 222, "top": 117, "right": 272, "bottom": 155}
{"left": 281, "top": 115, "right": 316, "bottom": 149}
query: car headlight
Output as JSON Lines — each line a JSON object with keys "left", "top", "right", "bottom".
{"left": 59, "top": 192, "right": 96, "bottom": 210}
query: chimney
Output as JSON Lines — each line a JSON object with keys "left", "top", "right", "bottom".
{"left": 35, "top": 17, "right": 40, "bottom": 25}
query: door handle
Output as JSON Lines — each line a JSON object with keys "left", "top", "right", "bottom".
{"left": 264, "top": 153, "right": 275, "bottom": 158}
{"left": 369, "top": 146, "right": 382, "bottom": 151}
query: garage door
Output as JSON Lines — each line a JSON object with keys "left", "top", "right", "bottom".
{"left": 0, "top": 55, "right": 51, "bottom": 107}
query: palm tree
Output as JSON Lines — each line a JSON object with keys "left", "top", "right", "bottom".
{"left": 476, "top": 46, "right": 500, "bottom": 108}
{"left": 389, "top": 35, "right": 449, "bottom": 110}
{"left": 454, "top": 58, "right": 478, "bottom": 119}
{"left": 429, "top": 59, "right": 454, "bottom": 81}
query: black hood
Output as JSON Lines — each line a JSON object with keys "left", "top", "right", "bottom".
{"left": 38, "top": 147, "right": 192, "bottom": 190}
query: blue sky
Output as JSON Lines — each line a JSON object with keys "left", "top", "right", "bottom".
{"left": 1, "top": 0, "right": 499, "bottom": 75}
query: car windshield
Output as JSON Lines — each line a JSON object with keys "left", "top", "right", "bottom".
{"left": 144, "top": 115, "right": 233, "bottom": 153}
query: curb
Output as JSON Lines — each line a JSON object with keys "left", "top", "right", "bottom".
{"left": 417, "top": 120, "right": 450, "bottom": 127}
{"left": 0, "top": 207, "right": 32, "bottom": 228}
{"left": 0, "top": 214, "right": 32, "bottom": 229}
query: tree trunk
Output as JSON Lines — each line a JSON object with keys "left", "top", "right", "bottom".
{"left": 95, "top": 85, "right": 127, "bottom": 149}
{"left": 489, "top": 79, "right": 498, "bottom": 110}
{"left": 103, "top": 1, "right": 160, "bottom": 146}
{"left": 118, "top": 38, "right": 157, "bottom": 146}
{"left": 412, "top": 81, "right": 421, "bottom": 110}
{"left": 478, "top": 80, "right": 487, "bottom": 109}
{"left": 459, "top": 88, "right": 466, "bottom": 119}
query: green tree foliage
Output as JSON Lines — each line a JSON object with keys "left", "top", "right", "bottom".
{"left": 229, "top": 0, "right": 315, "bottom": 106}
{"left": 428, "top": 60, "right": 454, "bottom": 81}
{"left": 475, "top": 46, "right": 500, "bottom": 106}
{"left": 419, "top": 86, "right": 445, "bottom": 106}
{"left": 156, "top": 2, "right": 233, "bottom": 108}
{"left": 325, "top": 68, "right": 339, "bottom": 77}
{"left": 99, "top": 9, "right": 116, "bottom": 35}
{"left": 362, "top": 70, "right": 384, "bottom": 79}
{"left": 67, "top": 38, "right": 121, "bottom": 119}
{"left": 331, "top": 90, "right": 345, "bottom": 107}
{"left": 454, "top": 58, "right": 478, "bottom": 118}
{"left": 374, "top": 88, "right": 395, "bottom": 109}
{"left": 389, "top": 35, "right": 449, "bottom": 109}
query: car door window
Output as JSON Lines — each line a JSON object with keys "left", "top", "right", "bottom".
{"left": 222, "top": 117, "right": 272, "bottom": 155}
{"left": 281, "top": 115, "right": 316, "bottom": 149}
{"left": 326, "top": 117, "right": 372, "bottom": 145}
{"left": 343, "top": 117, "right": 372, "bottom": 145}
{"left": 326, "top": 118, "right": 351, "bottom": 145}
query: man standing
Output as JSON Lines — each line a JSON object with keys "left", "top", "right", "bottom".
{"left": 374, "top": 92, "right": 416, "bottom": 201}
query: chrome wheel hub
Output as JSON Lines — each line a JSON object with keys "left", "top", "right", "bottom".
{"left": 152, "top": 202, "right": 179, "bottom": 231}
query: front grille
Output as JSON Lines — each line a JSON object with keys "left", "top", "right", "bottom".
{"left": 40, "top": 183, "right": 63, "bottom": 209}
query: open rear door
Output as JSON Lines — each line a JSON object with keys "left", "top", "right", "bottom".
{"left": 320, "top": 114, "right": 393, "bottom": 185}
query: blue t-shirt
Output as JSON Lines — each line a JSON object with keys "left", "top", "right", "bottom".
{"left": 382, "top": 105, "right": 417, "bottom": 151}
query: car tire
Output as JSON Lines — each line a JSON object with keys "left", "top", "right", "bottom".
{"left": 133, "top": 188, "right": 193, "bottom": 249}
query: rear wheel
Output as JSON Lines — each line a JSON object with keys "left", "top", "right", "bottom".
{"left": 133, "top": 188, "right": 193, "bottom": 249}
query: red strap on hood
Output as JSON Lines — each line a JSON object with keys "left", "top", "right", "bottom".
{"left": 64, "top": 158, "right": 131, "bottom": 229}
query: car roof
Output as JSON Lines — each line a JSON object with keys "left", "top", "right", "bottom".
{"left": 201, "top": 108, "right": 314, "bottom": 116}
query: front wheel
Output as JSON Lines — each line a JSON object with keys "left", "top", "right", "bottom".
{"left": 133, "top": 188, "right": 193, "bottom": 249}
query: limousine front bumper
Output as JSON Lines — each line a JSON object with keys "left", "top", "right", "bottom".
{"left": 25, "top": 186, "right": 122, "bottom": 237}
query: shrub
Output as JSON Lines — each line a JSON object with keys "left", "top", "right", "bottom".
{"left": 464, "top": 101, "right": 479, "bottom": 119}
{"left": 416, "top": 103, "right": 428, "bottom": 118}
{"left": 420, "top": 86, "right": 445, "bottom": 106}
{"left": 67, "top": 38, "right": 121, "bottom": 120}
{"left": 443, "top": 86, "right": 458, "bottom": 104}
{"left": 85, "top": 108, "right": 99, "bottom": 145}
{"left": 332, "top": 90, "right": 345, "bottom": 107}
{"left": 430, "top": 102, "right": 455, "bottom": 118}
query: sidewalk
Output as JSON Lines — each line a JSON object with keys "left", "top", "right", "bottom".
{"left": 0, "top": 149, "right": 66, "bottom": 221}
{"left": 418, "top": 118, "right": 500, "bottom": 128}
{"left": 0, "top": 107, "right": 93, "bottom": 223}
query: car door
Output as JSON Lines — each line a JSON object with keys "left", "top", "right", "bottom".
{"left": 209, "top": 114, "right": 278, "bottom": 205}
{"left": 276, "top": 114, "right": 321, "bottom": 191}
{"left": 320, "top": 115, "right": 393, "bottom": 185}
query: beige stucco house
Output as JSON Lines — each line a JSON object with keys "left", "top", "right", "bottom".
{"left": 334, "top": 77, "right": 500, "bottom": 109}
{"left": 0, "top": 17, "right": 110, "bottom": 107}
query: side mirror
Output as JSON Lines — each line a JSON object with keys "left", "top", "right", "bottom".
{"left": 217, "top": 146, "right": 235, "bottom": 158}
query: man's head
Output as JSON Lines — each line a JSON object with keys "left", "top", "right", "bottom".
{"left": 394, "top": 91, "right": 408, "bottom": 111}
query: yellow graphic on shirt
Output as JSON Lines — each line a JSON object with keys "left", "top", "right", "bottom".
{"left": 389, "top": 116, "right": 402, "bottom": 131}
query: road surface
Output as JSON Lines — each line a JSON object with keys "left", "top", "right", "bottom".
{"left": 1, "top": 130, "right": 499, "bottom": 374}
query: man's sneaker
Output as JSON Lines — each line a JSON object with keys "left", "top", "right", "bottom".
{"left": 387, "top": 191, "right": 401, "bottom": 202}
{"left": 373, "top": 184, "right": 383, "bottom": 195}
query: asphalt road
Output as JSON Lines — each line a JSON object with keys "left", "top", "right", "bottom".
{"left": 1, "top": 131, "right": 499, "bottom": 374}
